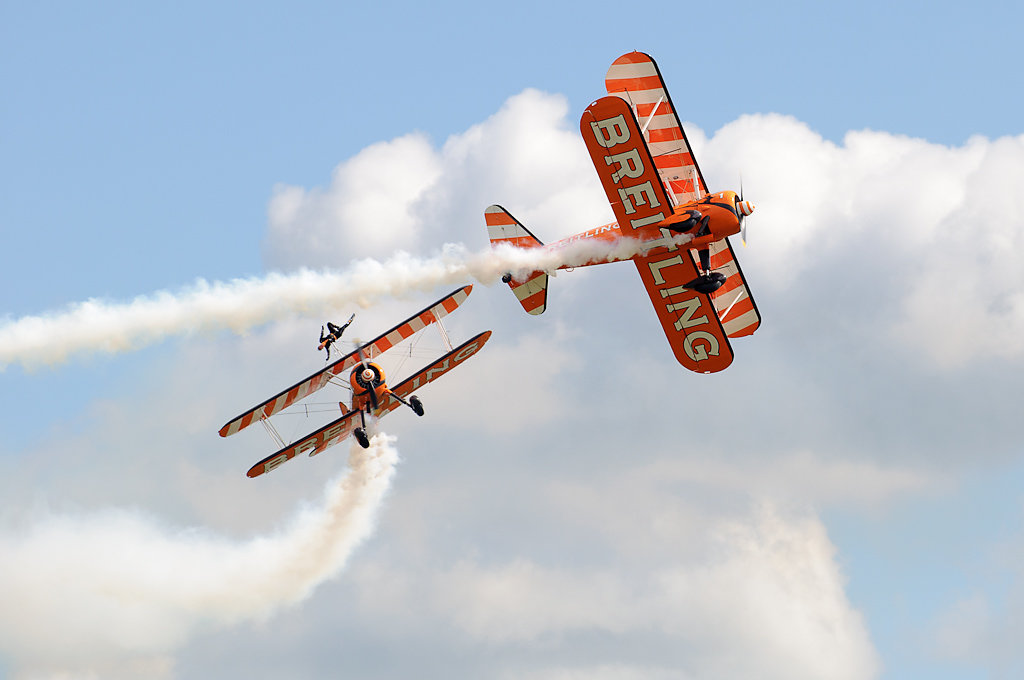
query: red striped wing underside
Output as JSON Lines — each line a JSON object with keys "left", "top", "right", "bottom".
{"left": 605, "top": 51, "right": 707, "bottom": 205}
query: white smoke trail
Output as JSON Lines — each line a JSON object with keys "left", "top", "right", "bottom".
{"left": 0, "top": 234, "right": 688, "bottom": 370}
{"left": 0, "top": 434, "right": 399, "bottom": 678}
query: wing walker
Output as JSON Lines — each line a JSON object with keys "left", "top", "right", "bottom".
{"left": 219, "top": 286, "right": 491, "bottom": 478}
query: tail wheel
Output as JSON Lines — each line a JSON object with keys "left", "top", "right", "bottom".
{"left": 353, "top": 427, "right": 370, "bottom": 449}
{"left": 410, "top": 395, "right": 424, "bottom": 417}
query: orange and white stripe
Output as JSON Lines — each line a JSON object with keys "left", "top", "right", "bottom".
{"left": 484, "top": 205, "right": 548, "bottom": 315}
{"left": 605, "top": 51, "right": 705, "bottom": 205}
{"left": 708, "top": 239, "right": 761, "bottom": 337}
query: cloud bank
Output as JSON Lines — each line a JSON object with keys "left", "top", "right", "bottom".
{"left": 6, "top": 87, "right": 1022, "bottom": 679}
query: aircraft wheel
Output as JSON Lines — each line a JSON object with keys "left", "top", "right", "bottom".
{"left": 354, "top": 427, "right": 370, "bottom": 449}
{"left": 410, "top": 395, "right": 424, "bottom": 417}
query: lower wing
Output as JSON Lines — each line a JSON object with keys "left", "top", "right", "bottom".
{"left": 632, "top": 248, "right": 734, "bottom": 373}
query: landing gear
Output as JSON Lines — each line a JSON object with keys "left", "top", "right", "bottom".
{"left": 389, "top": 391, "right": 425, "bottom": 416}
{"left": 684, "top": 245, "right": 727, "bottom": 294}
{"left": 685, "top": 271, "right": 727, "bottom": 294}
{"left": 410, "top": 395, "right": 424, "bottom": 417}
{"left": 353, "top": 427, "right": 370, "bottom": 449}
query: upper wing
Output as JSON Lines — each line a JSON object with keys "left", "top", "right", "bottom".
{"left": 220, "top": 285, "right": 474, "bottom": 437}
{"left": 708, "top": 238, "right": 762, "bottom": 338}
{"left": 389, "top": 330, "right": 492, "bottom": 400}
{"left": 605, "top": 51, "right": 706, "bottom": 205}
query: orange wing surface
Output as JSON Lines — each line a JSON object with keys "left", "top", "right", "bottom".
{"left": 632, "top": 247, "right": 734, "bottom": 373}
{"left": 605, "top": 51, "right": 706, "bottom": 205}
{"left": 220, "top": 285, "right": 474, "bottom": 437}
{"left": 246, "top": 331, "right": 492, "bottom": 478}
{"left": 708, "top": 239, "right": 761, "bottom": 338}
{"left": 579, "top": 95, "right": 672, "bottom": 235}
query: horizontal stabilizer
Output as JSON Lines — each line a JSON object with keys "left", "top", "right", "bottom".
{"left": 484, "top": 205, "right": 548, "bottom": 315}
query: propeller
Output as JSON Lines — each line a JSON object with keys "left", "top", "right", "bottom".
{"left": 365, "top": 372, "right": 380, "bottom": 410}
{"left": 736, "top": 178, "right": 755, "bottom": 246}
{"left": 355, "top": 343, "right": 381, "bottom": 410}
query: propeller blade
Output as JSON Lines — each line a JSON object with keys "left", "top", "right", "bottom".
{"left": 738, "top": 177, "right": 749, "bottom": 247}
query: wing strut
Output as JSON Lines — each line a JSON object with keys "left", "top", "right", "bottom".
{"left": 261, "top": 418, "right": 285, "bottom": 448}
{"left": 718, "top": 290, "right": 746, "bottom": 323}
{"left": 436, "top": 319, "right": 454, "bottom": 352}
{"left": 640, "top": 95, "right": 664, "bottom": 134}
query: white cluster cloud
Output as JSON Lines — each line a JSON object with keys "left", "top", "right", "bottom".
{"left": 264, "top": 89, "right": 609, "bottom": 270}
{"left": 352, "top": 504, "right": 878, "bottom": 680}
{"left": 698, "top": 114, "right": 1024, "bottom": 367}
{"left": 267, "top": 133, "right": 444, "bottom": 263}
{"left": 0, "top": 436, "right": 398, "bottom": 678}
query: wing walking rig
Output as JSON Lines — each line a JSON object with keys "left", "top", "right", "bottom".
{"left": 486, "top": 52, "right": 760, "bottom": 374}
{"left": 220, "top": 286, "right": 491, "bottom": 478}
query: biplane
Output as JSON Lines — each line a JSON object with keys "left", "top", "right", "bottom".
{"left": 486, "top": 51, "right": 760, "bottom": 374}
{"left": 219, "top": 286, "right": 491, "bottom": 478}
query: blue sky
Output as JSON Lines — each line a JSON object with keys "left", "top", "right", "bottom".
{"left": 2, "top": 2, "right": 1023, "bottom": 678}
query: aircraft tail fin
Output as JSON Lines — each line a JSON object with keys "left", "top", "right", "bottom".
{"left": 484, "top": 205, "right": 549, "bottom": 315}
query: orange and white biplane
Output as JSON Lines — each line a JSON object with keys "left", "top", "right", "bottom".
{"left": 220, "top": 286, "right": 491, "bottom": 478}
{"left": 486, "top": 52, "right": 760, "bottom": 373}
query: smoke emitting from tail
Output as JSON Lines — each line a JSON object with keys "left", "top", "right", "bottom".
{"left": 0, "top": 434, "right": 399, "bottom": 677}
{"left": 0, "top": 235, "right": 688, "bottom": 369}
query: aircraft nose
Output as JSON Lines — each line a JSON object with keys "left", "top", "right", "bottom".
{"left": 737, "top": 200, "right": 755, "bottom": 217}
